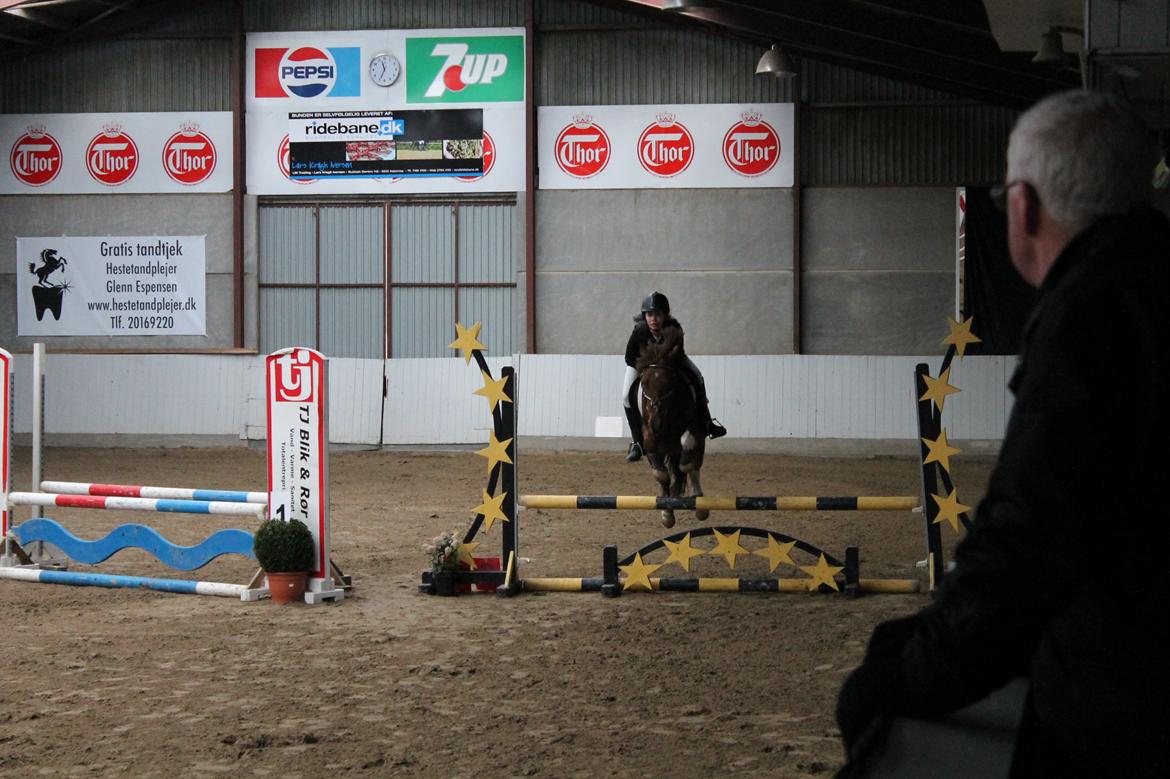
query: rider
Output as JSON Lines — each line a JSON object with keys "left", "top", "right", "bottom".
{"left": 622, "top": 291, "right": 726, "bottom": 462}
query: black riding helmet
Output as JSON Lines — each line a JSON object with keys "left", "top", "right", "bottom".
{"left": 640, "top": 291, "right": 670, "bottom": 317}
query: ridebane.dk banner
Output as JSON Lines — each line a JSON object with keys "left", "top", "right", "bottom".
{"left": 16, "top": 236, "right": 207, "bottom": 336}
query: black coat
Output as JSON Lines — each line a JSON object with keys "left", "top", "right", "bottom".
{"left": 837, "top": 208, "right": 1170, "bottom": 776}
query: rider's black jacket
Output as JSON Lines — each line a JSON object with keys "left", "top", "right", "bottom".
{"left": 624, "top": 316, "right": 682, "bottom": 368}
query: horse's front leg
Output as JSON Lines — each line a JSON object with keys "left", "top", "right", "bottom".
{"left": 647, "top": 453, "right": 674, "bottom": 528}
{"left": 688, "top": 468, "right": 708, "bottom": 522}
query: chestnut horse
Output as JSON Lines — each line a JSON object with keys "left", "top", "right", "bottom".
{"left": 634, "top": 328, "right": 707, "bottom": 528}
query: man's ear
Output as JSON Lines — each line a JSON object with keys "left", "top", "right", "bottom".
{"left": 1020, "top": 181, "right": 1042, "bottom": 236}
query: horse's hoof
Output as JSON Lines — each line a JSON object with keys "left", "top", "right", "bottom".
{"left": 661, "top": 511, "right": 676, "bottom": 528}
{"left": 695, "top": 509, "right": 709, "bottom": 522}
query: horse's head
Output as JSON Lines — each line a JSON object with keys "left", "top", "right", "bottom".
{"left": 635, "top": 328, "right": 686, "bottom": 451}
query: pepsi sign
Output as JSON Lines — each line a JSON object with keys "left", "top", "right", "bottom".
{"left": 255, "top": 46, "right": 361, "bottom": 99}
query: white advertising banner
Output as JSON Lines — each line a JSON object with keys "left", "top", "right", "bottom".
{"left": 246, "top": 28, "right": 524, "bottom": 194}
{"left": 537, "top": 103, "right": 794, "bottom": 190}
{"left": 1, "top": 113, "right": 232, "bottom": 195}
{"left": 16, "top": 236, "right": 207, "bottom": 336}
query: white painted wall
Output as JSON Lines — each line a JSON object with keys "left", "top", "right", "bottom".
{"left": 8, "top": 352, "right": 1014, "bottom": 444}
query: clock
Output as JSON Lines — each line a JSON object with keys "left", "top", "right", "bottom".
{"left": 369, "top": 52, "right": 401, "bottom": 87}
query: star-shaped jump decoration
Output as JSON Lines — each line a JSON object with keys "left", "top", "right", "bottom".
{"left": 475, "top": 432, "right": 513, "bottom": 475}
{"left": 942, "top": 316, "right": 982, "bottom": 358}
{"left": 473, "top": 370, "right": 512, "bottom": 412}
{"left": 662, "top": 533, "right": 705, "bottom": 572}
{"left": 708, "top": 529, "right": 749, "bottom": 569}
{"left": 619, "top": 552, "right": 661, "bottom": 592}
{"left": 456, "top": 540, "right": 480, "bottom": 570}
{"left": 799, "top": 554, "right": 843, "bottom": 592}
{"left": 931, "top": 487, "right": 971, "bottom": 532}
{"left": 753, "top": 534, "right": 798, "bottom": 573}
{"left": 449, "top": 321, "right": 487, "bottom": 365}
{"left": 919, "top": 366, "right": 960, "bottom": 413}
{"left": 471, "top": 489, "right": 510, "bottom": 533}
{"left": 922, "top": 429, "right": 962, "bottom": 473}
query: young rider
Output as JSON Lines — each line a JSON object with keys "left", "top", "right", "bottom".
{"left": 622, "top": 291, "right": 726, "bottom": 462}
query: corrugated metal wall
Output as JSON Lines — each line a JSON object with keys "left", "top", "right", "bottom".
{"left": 533, "top": 2, "right": 1010, "bottom": 185}
{"left": 537, "top": 29, "right": 795, "bottom": 106}
{"left": 244, "top": 0, "right": 525, "bottom": 31}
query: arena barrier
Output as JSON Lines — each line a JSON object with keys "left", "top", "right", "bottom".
{"left": 421, "top": 319, "right": 979, "bottom": 597}
{"left": 0, "top": 345, "right": 346, "bottom": 604}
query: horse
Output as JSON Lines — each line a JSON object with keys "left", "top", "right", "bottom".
{"left": 30, "top": 248, "right": 67, "bottom": 286}
{"left": 634, "top": 328, "right": 708, "bottom": 528}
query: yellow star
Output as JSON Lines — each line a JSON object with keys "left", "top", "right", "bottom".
{"left": 919, "top": 366, "right": 961, "bottom": 413}
{"left": 753, "top": 534, "right": 798, "bottom": 573}
{"left": 931, "top": 487, "right": 971, "bottom": 533}
{"left": 799, "top": 553, "right": 843, "bottom": 592}
{"left": 456, "top": 540, "right": 480, "bottom": 569}
{"left": 708, "top": 529, "right": 749, "bottom": 569}
{"left": 448, "top": 321, "right": 487, "bottom": 365}
{"left": 619, "top": 552, "right": 661, "bottom": 591}
{"left": 922, "top": 428, "right": 962, "bottom": 473}
{"left": 473, "top": 371, "right": 512, "bottom": 411}
{"left": 662, "top": 533, "right": 706, "bottom": 572}
{"left": 942, "top": 316, "right": 982, "bottom": 358}
{"left": 475, "top": 432, "right": 513, "bottom": 475}
{"left": 471, "top": 490, "right": 510, "bottom": 533}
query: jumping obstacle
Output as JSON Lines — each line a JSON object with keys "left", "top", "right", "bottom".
{"left": 41, "top": 481, "right": 268, "bottom": 505}
{"left": 423, "top": 319, "right": 976, "bottom": 597}
{"left": 520, "top": 495, "right": 918, "bottom": 511}
{"left": 0, "top": 345, "right": 346, "bottom": 603}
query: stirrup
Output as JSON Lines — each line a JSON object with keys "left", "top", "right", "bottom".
{"left": 626, "top": 441, "right": 643, "bottom": 462}
{"left": 708, "top": 419, "right": 727, "bottom": 439}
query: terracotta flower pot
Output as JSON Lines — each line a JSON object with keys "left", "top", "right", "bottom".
{"left": 267, "top": 571, "right": 308, "bottom": 604}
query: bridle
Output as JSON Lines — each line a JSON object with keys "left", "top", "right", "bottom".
{"left": 640, "top": 363, "right": 676, "bottom": 412}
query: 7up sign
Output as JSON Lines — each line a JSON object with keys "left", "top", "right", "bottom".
{"left": 406, "top": 35, "right": 525, "bottom": 103}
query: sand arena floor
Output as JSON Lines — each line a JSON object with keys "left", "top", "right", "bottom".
{"left": 0, "top": 445, "right": 992, "bottom": 777}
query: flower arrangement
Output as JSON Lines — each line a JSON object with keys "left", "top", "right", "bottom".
{"left": 423, "top": 530, "right": 462, "bottom": 573}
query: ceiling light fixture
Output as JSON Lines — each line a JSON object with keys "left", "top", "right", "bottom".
{"left": 755, "top": 44, "right": 797, "bottom": 79}
{"left": 1033, "top": 25, "right": 1083, "bottom": 66}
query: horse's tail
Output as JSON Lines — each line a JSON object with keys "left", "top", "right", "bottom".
{"left": 28, "top": 262, "right": 35, "bottom": 274}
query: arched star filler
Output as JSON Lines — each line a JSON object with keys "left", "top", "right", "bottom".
{"left": 448, "top": 321, "right": 487, "bottom": 365}
{"left": 799, "top": 554, "right": 843, "bottom": 592}
{"left": 753, "top": 534, "right": 798, "bottom": 573}
{"left": 708, "top": 529, "right": 749, "bottom": 569}
{"left": 661, "top": 533, "right": 705, "bottom": 572}
{"left": 619, "top": 552, "right": 662, "bottom": 591}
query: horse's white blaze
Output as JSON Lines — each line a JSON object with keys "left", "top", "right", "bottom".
{"left": 680, "top": 430, "right": 696, "bottom": 451}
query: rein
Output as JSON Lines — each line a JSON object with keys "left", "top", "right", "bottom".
{"left": 640, "top": 363, "right": 676, "bottom": 411}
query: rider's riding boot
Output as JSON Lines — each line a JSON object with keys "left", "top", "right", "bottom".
{"left": 694, "top": 384, "right": 727, "bottom": 439}
{"left": 624, "top": 406, "right": 644, "bottom": 462}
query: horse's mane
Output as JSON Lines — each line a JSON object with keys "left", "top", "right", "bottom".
{"left": 635, "top": 326, "right": 684, "bottom": 372}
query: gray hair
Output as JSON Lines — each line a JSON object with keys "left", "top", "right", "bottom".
{"left": 1007, "top": 89, "right": 1155, "bottom": 230}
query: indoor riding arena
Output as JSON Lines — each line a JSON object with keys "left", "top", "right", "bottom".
{"left": 3, "top": 0, "right": 1157, "bottom": 776}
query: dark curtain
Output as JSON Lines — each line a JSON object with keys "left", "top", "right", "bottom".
{"left": 963, "top": 186, "right": 1039, "bottom": 354}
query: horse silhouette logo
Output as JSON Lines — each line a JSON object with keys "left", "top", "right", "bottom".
{"left": 28, "top": 247, "right": 69, "bottom": 321}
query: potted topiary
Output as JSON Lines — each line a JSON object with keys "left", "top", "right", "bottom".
{"left": 253, "top": 518, "right": 316, "bottom": 604}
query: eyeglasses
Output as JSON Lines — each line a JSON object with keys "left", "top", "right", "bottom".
{"left": 990, "top": 180, "right": 1027, "bottom": 212}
